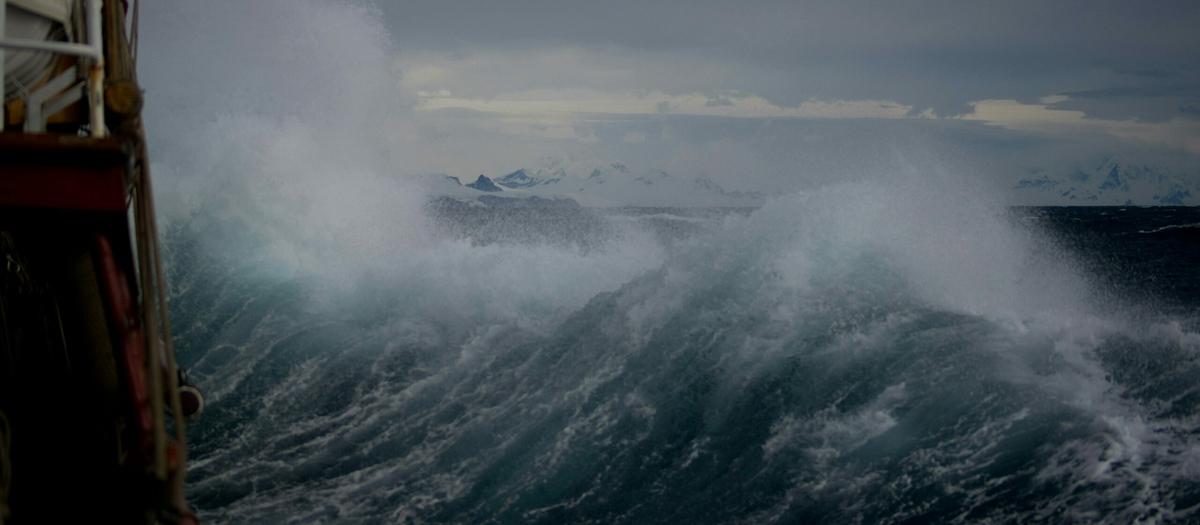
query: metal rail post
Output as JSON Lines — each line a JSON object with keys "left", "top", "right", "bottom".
{"left": 1, "top": 0, "right": 7, "bottom": 127}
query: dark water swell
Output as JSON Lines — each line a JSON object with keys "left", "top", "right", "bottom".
{"left": 169, "top": 199, "right": 1200, "bottom": 524}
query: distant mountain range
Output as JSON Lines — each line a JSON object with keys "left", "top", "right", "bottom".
{"left": 1013, "top": 157, "right": 1198, "bottom": 205}
{"left": 419, "top": 156, "right": 1198, "bottom": 208}
{"left": 495, "top": 168, "right": 564, "bottom": 189}
{"left": 419, "top": 163, "right": 764, "bottom": 208}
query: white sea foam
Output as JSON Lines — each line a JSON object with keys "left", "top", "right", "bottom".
{"left": 142, "top": 1, "right": 1199, "bottom": 523}
{"left": 1139, "top": 222, "right": 1200, "bottom": 234}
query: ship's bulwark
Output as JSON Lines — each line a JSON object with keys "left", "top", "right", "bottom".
{"left": 168, "top": 190, "right": 1200, "bottom": 523}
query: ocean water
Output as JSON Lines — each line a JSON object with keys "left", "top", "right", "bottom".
{"left": 138, "top": 3, "right": 1200, "bottom": 522}
{"left": 167, "top": 198, "right": 1200, "bottom": 524}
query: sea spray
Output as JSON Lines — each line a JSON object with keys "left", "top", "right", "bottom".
{"left": 141, "top": 1, "right": 1200, "bottom": 523}
{"left": 163, "top": 175, "right": 1200, "bottom": 522}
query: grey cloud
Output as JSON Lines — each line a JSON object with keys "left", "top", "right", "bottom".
{"left": 1049, "top": 95, "right": 1200, "bottom": 123}
{"left": 1062, "top": 85, "right": 1200, "bottom": 99}
{"left": 1051, "top": 68, "right": 1200, "bottom": 122}
{"left": 137, "top": 0, "right": 1200, "bottom": 205}
{"left": 411, "top": 109, "right": 1200, "bottom": 195}
{"left": 384, "top": 0, "right": 1200, "bottom": 117}
{"left": 1114, "top": 67, "right": 1188, "bottom": 80}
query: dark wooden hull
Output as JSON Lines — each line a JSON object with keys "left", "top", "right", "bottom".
{"left": 0, "top": 131, "right": 194, "bottom": 523}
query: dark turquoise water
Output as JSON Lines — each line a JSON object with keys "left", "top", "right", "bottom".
{"left": 170, "top": 202, "right": 1200, "bottom": 524}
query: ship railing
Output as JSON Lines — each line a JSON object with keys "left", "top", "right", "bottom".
{"left": 0, "top": 0, "right": 105, "bottom": 136}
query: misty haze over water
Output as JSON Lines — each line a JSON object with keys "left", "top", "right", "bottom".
{"left": 141, "top": 1, "right": 1200, "bottom": 522}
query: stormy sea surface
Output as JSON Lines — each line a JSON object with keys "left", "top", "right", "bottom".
{"left": 168, "top": 199, "right": 1200, "bottom": 524}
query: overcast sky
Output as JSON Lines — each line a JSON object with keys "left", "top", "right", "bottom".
{"left": 381, "top": 1, "right": 1200, "bottom": 187}
{"left": 143, "top": 0, "right": 1200, "bottom": 195}
{"left": 386, "top": 1, "right": 1198, "bottom": 117}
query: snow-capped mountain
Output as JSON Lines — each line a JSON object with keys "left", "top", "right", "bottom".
{"left": 1013, "top": 157, "right": 1198, "bottom": 205}
{"left": 495, "top": 168, "right": 563, "bottom": 189}
{"left": 466, "top": 174, "right": 502, "bottom": 192}
{"left": 426, "top": 162, "right": 764, "bottom": 208}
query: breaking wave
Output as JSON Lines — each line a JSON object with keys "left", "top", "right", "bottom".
{"left": 142, "top": 1, "right": 1200, "bottom": 523}
{"left": 165, "top": 181, "right": 1200, "bottom": 524}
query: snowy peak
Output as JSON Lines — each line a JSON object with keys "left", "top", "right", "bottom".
{"left": 434, "top": 162, "right": 764, "bottom": 207}
{"left": 496, "top": 168, "right": 562, "bottom": 189}
{"left": 496, "top": 169, "right": 536, "bottom": 188}
{"left": 467, "top": 174, "right": 502, "bottom": 192}
{"left": 1098, "top": 163, "right": 1129, "bottom": 192}
{"left": 1014, "top": 158, "right": 1198, "bottom": 205}
{"left": 585, "top": 163, "right": 631, "bottom": 184}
